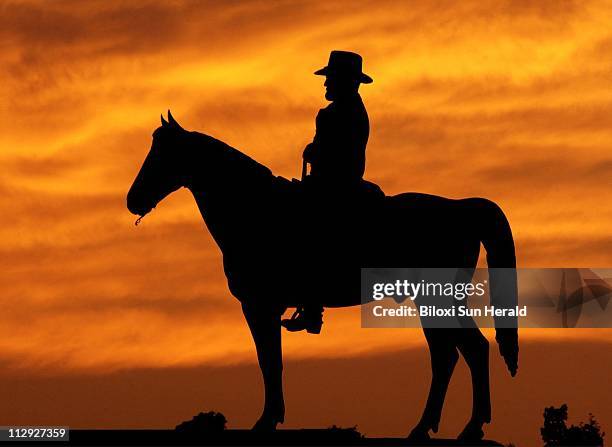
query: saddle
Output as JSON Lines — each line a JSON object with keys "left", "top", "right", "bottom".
{"left": 275, "top": 175, "right": 385, "bottom": 231}
{"left": 292, "top": 176, "right": 384, "bottom": 202}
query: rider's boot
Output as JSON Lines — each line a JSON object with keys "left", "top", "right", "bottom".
{"left": 281, "top": 306, "right": 324, "bottom": 334}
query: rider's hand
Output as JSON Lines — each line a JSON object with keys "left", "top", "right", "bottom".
{"left": 303, "top": 143, "right": 315, "bottom": 163}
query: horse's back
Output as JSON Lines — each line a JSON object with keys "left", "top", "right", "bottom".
{"left": 381, "top": 192, "right": 482, "bottom": 266}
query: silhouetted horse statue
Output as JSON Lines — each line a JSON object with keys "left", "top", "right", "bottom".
{"left": 127, "top": 112, "right": 519, "bottom": 442}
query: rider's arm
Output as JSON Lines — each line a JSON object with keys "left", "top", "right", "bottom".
{"left": 302, "top": 109, "right": 326, "bottom": 164}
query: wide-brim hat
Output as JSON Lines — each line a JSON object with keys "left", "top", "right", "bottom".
{"left": 314, "top": 50, "right": 373, "bottom": 84}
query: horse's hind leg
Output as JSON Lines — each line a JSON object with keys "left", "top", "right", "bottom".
{"left": 408, "top": 328, "right": 459, "bottom": 441}
{"left": 455, "top": 327, "right": 491, "bottom": 441}
{"left": 242, "top": 301, "right": 285, "bottom": 431}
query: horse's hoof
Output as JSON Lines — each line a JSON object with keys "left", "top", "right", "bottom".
{"left": 406, "top": 425, "right": 430, "bottom": 444}
{"left": 457, "top": 421, "right": 484, "bottom": 442}
{"left": 251, "top": 415, "right": 280, "bottom": 432}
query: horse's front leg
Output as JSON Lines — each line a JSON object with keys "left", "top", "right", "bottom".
{"left": 242, "top": 301, "right": 285, "bottom": 431}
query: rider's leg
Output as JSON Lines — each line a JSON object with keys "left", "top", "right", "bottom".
{"left": 281, "top": 177, "right": 328, "bottom": 334}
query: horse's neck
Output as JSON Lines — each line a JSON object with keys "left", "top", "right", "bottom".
{"left": 183, "top": 132, "right": 275, "bottom": 253}
{"left": 183, "top": 131, "right": 273, "bottom": 186}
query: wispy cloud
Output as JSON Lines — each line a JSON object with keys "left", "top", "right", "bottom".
{"left": 1, "top": 0, "right": 611, "bottom": 376}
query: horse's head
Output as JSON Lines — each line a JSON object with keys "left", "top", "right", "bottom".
{"left": 127, "top": 111, "right": 188, "bottom": 219}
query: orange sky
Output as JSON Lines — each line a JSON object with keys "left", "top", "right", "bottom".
{"left": 1, "top": 0, "right": 611, "bottom": 444}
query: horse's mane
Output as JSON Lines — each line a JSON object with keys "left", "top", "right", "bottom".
{"left": 193, "top": 132, "right": 274, "bottom": 181}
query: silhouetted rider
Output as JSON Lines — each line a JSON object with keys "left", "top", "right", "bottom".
{"left": 282, "top": 51, "right": 374, "bottom": 334}
{"left": 303, "top": 50, "right": 372, "bottom": 187}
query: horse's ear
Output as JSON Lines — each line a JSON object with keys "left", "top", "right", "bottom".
{"left": 161, "top": 114, "right": 168, "bottom": 126}
{"left": 167, "top": 110, "right": 183, "bottom": 130}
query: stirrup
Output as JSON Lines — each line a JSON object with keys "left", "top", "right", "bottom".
{"left": 281, "top": 307, "right": 323, "bottom": 334}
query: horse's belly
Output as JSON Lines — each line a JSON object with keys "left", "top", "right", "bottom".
{"left": 224, "top": 256, "right": 363, "bottom": 308}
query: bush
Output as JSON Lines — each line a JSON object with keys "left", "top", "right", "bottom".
{"left": 175, "top": 410, "right": 227, "bottom": 434}
{"left": 541, "top": 404, "right": 604, "bottom": 446}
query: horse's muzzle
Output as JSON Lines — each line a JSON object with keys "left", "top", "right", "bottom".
{"left": 126, "top": 188, "right": 154, "bottom": 216}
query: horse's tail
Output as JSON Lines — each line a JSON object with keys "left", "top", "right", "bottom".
{"left": 471, "top": 198, "right": 519, "bottom": 375}
{"left": 472, "top": 197, "right": 515, "bottom": 261}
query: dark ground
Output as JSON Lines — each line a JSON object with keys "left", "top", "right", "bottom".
{"left": 37, "top": 429, "right": 503, "bottom": 447}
